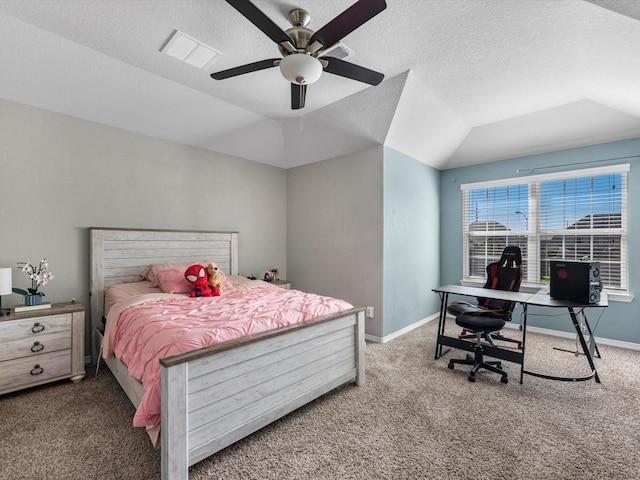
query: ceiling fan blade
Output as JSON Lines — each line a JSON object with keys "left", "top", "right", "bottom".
{"left": 291, "top": 83, "right": 307, "bottom": 110}
{"left": 211, "top": 58, "right": 280, "bottom": 80}
{"left": 226, "top": 0, "right": 296, "bottom": 52}
{"left": 323, "top": 57, "right": 384, "bottom": 86}
{"left": 307, "top": 0, "right": 387, "bottom": 53}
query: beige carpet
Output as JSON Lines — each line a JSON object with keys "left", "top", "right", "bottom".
{"left": 1, "top": 319, "right": 639, "bottom": 480}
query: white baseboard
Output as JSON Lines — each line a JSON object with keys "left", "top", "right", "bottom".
{"left": 366, "top": 314, "right": 640, "bottom": 351}
{"left": 365, "top": 313, "right": 439, "bottom": 343}
{"left": 502, "top": 321, "right": 640, "bottom": 351}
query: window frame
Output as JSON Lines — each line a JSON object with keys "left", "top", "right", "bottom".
{"left": 460, "top": 164, "right": 630, "bottom": 301}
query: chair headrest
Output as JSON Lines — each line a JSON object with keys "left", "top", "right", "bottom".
{"left": 499, "top": 246, "right": 522, "bottom": 268}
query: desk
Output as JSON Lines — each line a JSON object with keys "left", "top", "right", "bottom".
{"left": 432, "top": 285, "right": 608, "bottom": 383}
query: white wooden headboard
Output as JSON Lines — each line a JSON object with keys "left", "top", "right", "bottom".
{"left": 89, "top": 227, "right": 238, "bottom": 362}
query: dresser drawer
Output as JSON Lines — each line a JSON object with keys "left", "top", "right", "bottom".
{"left": 0, "top": 330, "right": 71, "bottom": 362}
{"left": 0, "top": 350, "right": 71, "bottom": 392}
{"left": 0, "top": 314, "right": 71, "bottom": 340}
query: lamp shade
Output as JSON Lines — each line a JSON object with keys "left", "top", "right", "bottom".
{"left": 279, "top": 53, "right": 322, "bottom": 85}
{"left": 0, "top": 268, "right": 12, "bottom": 295}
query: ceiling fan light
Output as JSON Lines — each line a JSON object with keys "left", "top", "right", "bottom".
{"left": 279, "top": 53, "right": 322, "bottom": 85}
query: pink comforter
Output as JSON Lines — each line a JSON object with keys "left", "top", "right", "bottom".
{"left": 106, "top": 286, "right": 353, "bottom": 436}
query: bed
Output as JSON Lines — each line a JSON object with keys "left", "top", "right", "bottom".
{"left": 89, "top": 228, "right": 365, "bottom": 480}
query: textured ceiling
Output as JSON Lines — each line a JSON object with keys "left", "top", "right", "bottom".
{"left": 0, "top": 0, "right": 639, "bottom": 170}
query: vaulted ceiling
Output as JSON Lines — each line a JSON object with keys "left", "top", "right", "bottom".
{"left": 0, "top": 0, "right": 639, "bottom": 170}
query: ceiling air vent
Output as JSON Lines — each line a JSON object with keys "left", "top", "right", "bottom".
{"left": 320, "top": 42, "right": 354, "bottom": 60}
{"left": 161, "top": 30, "right": 222, "bottom": 69}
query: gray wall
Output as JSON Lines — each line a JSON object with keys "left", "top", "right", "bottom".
{"left": 287, "top": 146, "right": 385, "bottom": 337}
{"left": 383, "top": 147, "right": 441, "bottom": 336}
{"left": 0, "top": 98, "right": 287, "bottom": 349}
{"left": 439, "top": 138, "right": 639, "bottom": 344}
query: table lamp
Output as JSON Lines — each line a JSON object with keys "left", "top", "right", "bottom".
{"left": 0, "top": 267, "right": 12, "bottom": 316}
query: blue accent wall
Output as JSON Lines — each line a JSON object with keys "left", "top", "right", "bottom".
{"left": 439, "top": 138, "right": 640, "bottom": 344}
{"left": 383, "top": 147, "right": 441, "bottom": 336}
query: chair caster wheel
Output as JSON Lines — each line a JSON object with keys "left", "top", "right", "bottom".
{"left": 501, "top": 377, "right": 508, "bottom": 384}
{"left": 448, "top": 361, "right": 454, "bottom": 369}
{"left": 468, "top": 375, "right": 476, "bottom": 382}
{"left": 496, "top": 363, "right": 502, "bottom": 369}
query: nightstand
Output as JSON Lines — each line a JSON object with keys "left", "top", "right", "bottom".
{"left": 0, "top": 302, "right": 85, "bottom": 395}
{"left": 273, "top": 279, "right": 291, "bottom": 290}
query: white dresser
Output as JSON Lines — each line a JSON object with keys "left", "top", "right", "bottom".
{"left": 0, "top": 302, "right": 85, "bottom": 395}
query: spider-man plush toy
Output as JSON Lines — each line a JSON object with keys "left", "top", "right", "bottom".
{"left": 184, "top": 264, "right": 220, "bottom": 297}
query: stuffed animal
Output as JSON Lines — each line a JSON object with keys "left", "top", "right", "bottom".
{"left": 206, "top": 262, "right": 223, "bottom": 291}
{"left": 184, "top": 264, "right": 220, "bottom": 297}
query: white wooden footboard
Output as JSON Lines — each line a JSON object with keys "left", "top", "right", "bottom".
{"left": 160, "top": 309, "right": 365, "bottom": 480}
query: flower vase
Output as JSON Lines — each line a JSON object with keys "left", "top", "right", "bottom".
{"left": 24, "top": 295, "right": 43, "bottom": 306}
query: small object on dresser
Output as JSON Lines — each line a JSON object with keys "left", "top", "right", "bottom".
{"left": 12, "top": 258, "right": 55, "bottom": 309}
{"left": 264, "top": 268, "right": 279, "bottom": 282}
{"left": 14, "top": 302, "right": 52, "bottom": 313}
{"left": 24, "top": 294, "right": 44, "bottom": 306}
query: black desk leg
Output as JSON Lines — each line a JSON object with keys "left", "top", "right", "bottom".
{"left": 568, "top": 307, "right": 601, "bottom": 383}
{"left": 523, "top": 306, "right": 600, "bottom": 382}
{"left": 519, "top": 304, "right": 528, "bottom": 384}
{"left": 580, "top": 309, "right": 602, "bottom": 359}
{"left": 435, "top": 292, "right": 450, "bottom": 359}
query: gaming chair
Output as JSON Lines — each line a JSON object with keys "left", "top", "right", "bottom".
{"left": 445, "top": 246, "right": 523, "bottom": 382}
{"left": 447, "top": 245, "right": 523, "bottom": 349}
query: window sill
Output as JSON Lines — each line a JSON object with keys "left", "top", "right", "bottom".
{"left": 459, "top": 279, "right": 633, "bottom": 303}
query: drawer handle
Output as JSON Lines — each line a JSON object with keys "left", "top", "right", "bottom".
{"left": 31, "top": 341, "right": 44, "bottom": 353}
{"left": 32, "top": 322, "right": 45, "bottom": 333}
{"left": 30, "top": 364, "right": 44, "bottom": 376}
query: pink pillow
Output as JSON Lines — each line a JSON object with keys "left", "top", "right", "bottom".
{"left": 142, "top": 263, "right": 185, "bottom": 287}
{"left": 142, "top": 260, "right": 213, "bottom": 287}
{"left": 156, "top": 269, "right": 191, "bottom": 294}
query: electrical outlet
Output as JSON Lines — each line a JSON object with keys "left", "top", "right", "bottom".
{"left": 365, "top": 306, "right": 375, "bottom": 318}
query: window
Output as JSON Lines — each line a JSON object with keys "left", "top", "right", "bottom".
{"left": 461, "top": 164, "right": 629, "bottom": 292}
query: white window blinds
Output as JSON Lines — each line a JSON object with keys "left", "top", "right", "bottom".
{"left": 461, "top": 164, "right": 629, "bottom": 291}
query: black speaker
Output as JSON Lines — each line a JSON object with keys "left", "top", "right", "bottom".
{"left": 550, "top": 261, "right": 602, "bottom": 304}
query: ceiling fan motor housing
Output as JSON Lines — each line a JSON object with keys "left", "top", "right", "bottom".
{"left": 278, "top": 26, "right": 314, "bottom": 56}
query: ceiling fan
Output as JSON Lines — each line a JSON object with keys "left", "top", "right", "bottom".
{"left": 211, "top": 0, "right": 387, "bottom": 110}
